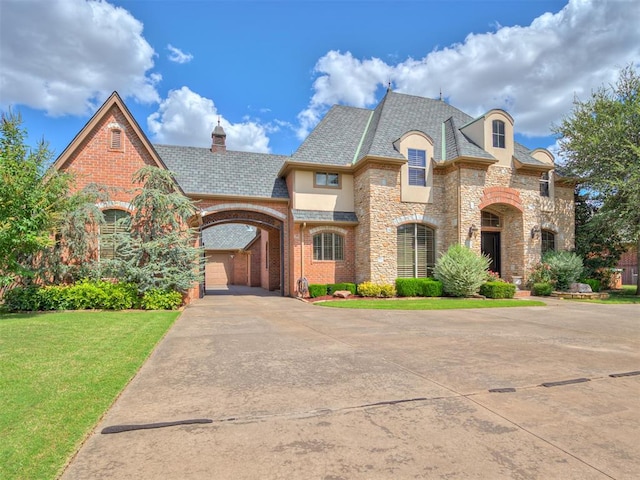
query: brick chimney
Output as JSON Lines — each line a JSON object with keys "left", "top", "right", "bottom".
{"left": 211, "top": 118, "right": 226, "bottom": 153}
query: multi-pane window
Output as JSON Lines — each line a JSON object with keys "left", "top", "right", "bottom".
{"left": 407, "top": 149, "right": 427, "bottom": 186}
{"left": 540, "top": 172, "right": 550, "bottom": 197}
{"left": 481, "top": 211, "right": 500, "bottom": 228}
{"left": 397, "top": 224, "right": 435, "bottom": 278}
{"left": 100, "top": 209, "right": 130, "bottom": 260}
{"left": 313, "top": 232, "right": 344, "bottom": 261}
{"left": 315, "top": 172, "right": 340, "bottom": 188}
{"left": 541, "top": 229, "right": 556, "bottom": 254}
{"left": 492, "top": 120, "right": 505, "bottom": 148}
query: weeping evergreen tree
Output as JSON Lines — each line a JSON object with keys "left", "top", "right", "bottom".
{"left": 114, "top": 166, "right": 203, "bottom": 293}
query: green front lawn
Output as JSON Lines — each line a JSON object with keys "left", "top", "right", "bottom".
{"left": 577, "top": 285, "right": 640, "bottom": 304}
{"left": 0, "top": 310, "right": 179, "bottom": 480}
{"left": 317, "top": 298, "right": 545, "bottom": 309}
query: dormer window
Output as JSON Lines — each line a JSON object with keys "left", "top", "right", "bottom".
{"left": 492, "top": 120, "right": 505, "bottom": 148}
{"left": 540, "top": 172, "right": 550, "bottom": 197}
{"left": 408, "top": 149, "right": 426, "bottom": 186}
{"left": 315, "top": 172, "right": 340, "bottom": 188}
{"left": 110, "top": 128, "right": 123, "bottom": 150}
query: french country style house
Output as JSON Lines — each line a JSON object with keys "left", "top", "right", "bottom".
{"left": 53, "top": 90, "right": 575, "bottom": 299}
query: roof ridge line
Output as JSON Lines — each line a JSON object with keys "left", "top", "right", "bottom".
{"left": 352, "top": 110, "right": 374, "bottom": 164}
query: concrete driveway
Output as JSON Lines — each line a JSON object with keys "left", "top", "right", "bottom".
{"left": 62, "top": 290, "right": 639, "bottom": 479}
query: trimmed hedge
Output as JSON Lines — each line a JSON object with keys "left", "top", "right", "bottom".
{"left": 308, "top": 284, "right": 328, "bottom": 298}
{"left": 532, "top": 282, "right": 554, "bottom": 296}
{"left": 479, "top": 281, "right": 516, "bottom": 299}
{"left": 357, "top": 282, "right": 395, "bottom": 298}
{"left": 1, "top": 280, "right": 183, "bottom": 311}
{"left": 395, "top": 278, "right": 443, "bottom": 297}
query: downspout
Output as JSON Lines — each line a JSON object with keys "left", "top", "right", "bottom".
{"left": 301, "top": 222, "right": 306, "bottom": 280}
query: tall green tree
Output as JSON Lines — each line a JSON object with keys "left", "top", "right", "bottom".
{"left": 0, "top": 112, "right": 74, "bottom": 288}
{"left": 112, "top": 166, "right": 203, "bottom": 293}
{"left": 554, "top": 66, "right": 640, "bottom": 294}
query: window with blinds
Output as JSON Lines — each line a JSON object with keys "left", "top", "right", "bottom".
{"left": 100, "top": 209, "right": 130, "bottom": 260}
{"left": 407, "top": 149, "right": 426, "bottom": 186}
{"left": 313, "top": 232, "right": 344, "bottom": 261}
{"left": 397, "top": 224, "right": 435, "bottom": 278}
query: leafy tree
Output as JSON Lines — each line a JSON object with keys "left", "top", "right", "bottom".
{"left": 0, "top": 112, "right": 74, "bottom": 288}
{"left": 574, "top": 190, "right": 626, "bottom": 281}
{"left": 554, "top": 66, "right": 640, "bottom": 295}
{"left": 112, "top": 166, "right": 203, "bottom": 293}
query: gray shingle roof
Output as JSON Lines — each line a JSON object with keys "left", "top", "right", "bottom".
{"left": 291, "top": 210, "right": 358, "bottom": 223}
{"left": 153, "top": 145, "right": 289, "bottom": 199}
{"left": 513, "top": 143, "right": 550, "bottom": 168}
{"left": 291, "top": 90, "right": 547, "bottom": 168}
{"left": 291, "top": 105, "right": 372, "bottom": 165}
{"left": 202, "top": 224, "right": 258, "bottom": 250}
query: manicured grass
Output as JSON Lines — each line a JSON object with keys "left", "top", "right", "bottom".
{"left": 317, "top": 298, "right": 545, "bottom": 309}
{"left": 575, "top": 285, "right": 640, "bottom": 304}
{"left": 0, "top": 310, "right": 180, "bottom": 480}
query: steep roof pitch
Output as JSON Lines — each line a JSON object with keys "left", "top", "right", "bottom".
{"left": 290, "top": 90, "right": 552, "bottom": 168}
{"left": 52, "top": 91, "right": 167, "bottom": 172}
{"left": 154, "top": 145, "right": 289, "bottom": 199}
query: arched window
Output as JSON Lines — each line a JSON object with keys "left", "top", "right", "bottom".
{"left": 541, "top": 229, "right": 556, "bottom": 254}
{"left": 492, "top": 120, "right": 505, "bottom": 148}
{"left": 397, "top": 224, "right": 435, "bottom": 277}
{"left": 481, "top": 211, "right": 500, "bottom": 228}
{"left": 100, "top": 209, "right": 130, "bottom": 260}
{"left": 313, "top": 232, "right": 344, "bottom": 261}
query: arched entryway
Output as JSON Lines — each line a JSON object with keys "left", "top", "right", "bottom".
{"left": 200, "top": 207, "right": 286, "bottom": 296}
{"left": 479, "top": 205, "right": 525, "bottom": 281}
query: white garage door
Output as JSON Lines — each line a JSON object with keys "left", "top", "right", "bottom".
{"left": 205, "top": 253, "right": 232, "bottom": 286}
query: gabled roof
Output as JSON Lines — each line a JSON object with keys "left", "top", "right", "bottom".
{"left": 154, "top": 145, "right": 289, "bottom": 199}
{"left": 202, "top": 223, "right": 258, "bottom": 250}
{"left": 52, "top": 91, "right": 167, "bottom": 172}
{"left": 289, "top": 90, "right": 553, "bottom": 169}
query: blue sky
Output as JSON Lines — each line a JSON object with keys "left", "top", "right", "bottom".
{"left": 1, "top": 0, "right": 639, "bottom": 160}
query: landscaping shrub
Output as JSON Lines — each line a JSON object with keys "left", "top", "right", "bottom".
{"left": 542, "top": 250, "right": 584, "bottom": 291}
{"left": 308, "top": 284, "right": 328, "bottom": 298}
{"left": 140, "top": 289, "right": 182, "bottom": 310}
{"left": 379, "top": 284, "right": 396, "bottom": 298}
{"left": 434, "top": 244, "right": 490, "bottom": 297}
{"left": 327, "top": 283, "right": 357, "bottom": 295}
{"left": 532, "top": 282, "right": 553, "bottom": 296}
{"left": 2, "top": 285, "right": 42, "bottom": 311}
{"left": 528, "top": 262, "right": 553, "bottom": 285}
{"left": 395, "top": 278, "right": 421, "bottom": 297}
{"left": 420, "top": 279, "right": 443, "bottom": 297}
{"left": 582, "top": 278, "right": 601, "bottom": 292}
{"left": 479, "top": 281, "right": 516, "bottom": 299}
{"left": 396, "top": 278, "right": 444, "bottom": 297}
{"left": 357, "top": 282, "right": 382, "bottom": 297}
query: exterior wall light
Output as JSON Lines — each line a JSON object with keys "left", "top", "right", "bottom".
{"left": 468, "top": 224, "right": 479, "bottom": 238}
{"left": 531, "top": 225, "right": 540, "bottom": 239}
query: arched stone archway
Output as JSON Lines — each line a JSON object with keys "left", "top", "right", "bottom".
{"left": 480, "top": 203, "right": 525, "bottom": 281}
{"left": 200, "top": 209, "right": 286, "bottom": 295}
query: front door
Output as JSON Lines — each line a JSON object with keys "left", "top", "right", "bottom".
{"left": 481, "top": 232, "right": 501, "bottom": 274}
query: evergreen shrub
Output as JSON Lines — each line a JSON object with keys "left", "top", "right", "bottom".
{"left": 582, "top": 278, "right": 601, "bottom": 292}
{"left": 357, "top": 282, "right": 381, "bottom": 297}
{"left": 479, "top": 282, "right": 516, "bottom": 299}
{"left": 379, "top": 284, "right": 396, "bottom": 298}
{"left": 542, "top": 250, "right": 584, "bottom": 291}
{"left": 308, "top": 284, "right": 328, "bottom": 298}
{"left": 395, "top": 278, "right": 443, "bottom": 297}
{"left": 434, "top": 244, "right": 490, "bottom": 297}
{"left": 532, "top": 282, "right": 554, "bottom": 296}
{"left": 421, "top": 279, "right": 444, "bottom": 297}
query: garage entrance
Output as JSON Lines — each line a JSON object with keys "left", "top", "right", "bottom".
{"left": 200, "top": 207, "right": 286, "bottom": 296}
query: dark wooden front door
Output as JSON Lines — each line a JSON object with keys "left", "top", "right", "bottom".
{"left": 481, "top": 232, "right": 501, "bottom": 274}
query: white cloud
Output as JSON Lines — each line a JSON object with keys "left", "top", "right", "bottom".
{"left": 0, "top": 0, "right": 159, "bottom": 116}
{"left": 167, "top": 44, "right": 193, "bottom": 64}
{"left": 297, "top": 0, "right": 640, "bottom": 139}
{"left": 148, "top": 87, "right": 272, "bottom": 153}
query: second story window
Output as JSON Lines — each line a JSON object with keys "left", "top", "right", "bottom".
{"left": 492, "top": 120, "right": 505, "bottom": 148}
{"left": 407, "top": 149, "right": 426, "bottom": 186}
{"left": 315, "top": 172, "right": 340, "bottom": 188}
{"left": 540, "top": 172, "right": 550, "bottom": 197}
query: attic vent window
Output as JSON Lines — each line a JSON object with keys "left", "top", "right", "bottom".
{"left": 492, "top": 120, "right": 505, "bottom": 148}
{"left": 110, "top": 129, "right": 123, "bottom": 150}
